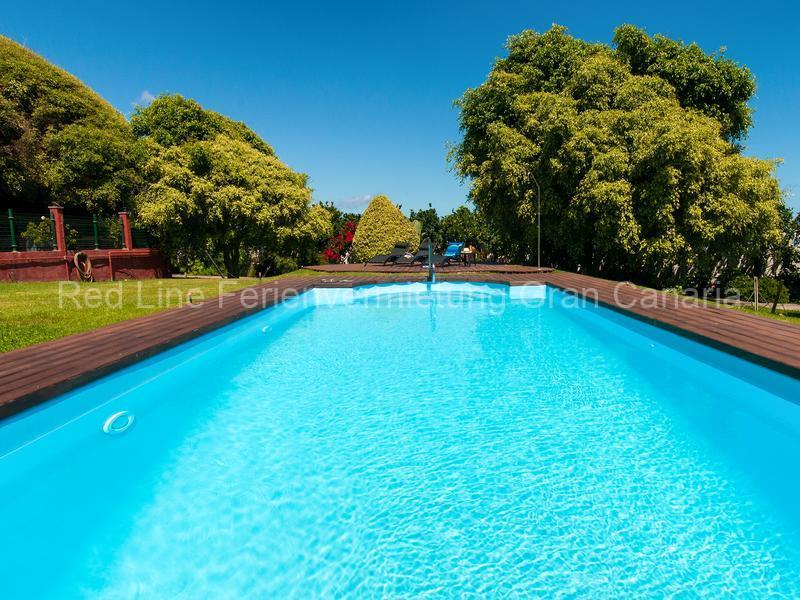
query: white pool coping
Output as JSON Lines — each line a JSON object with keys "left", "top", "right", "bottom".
{"left": 307, "top": 282, "right": 546, "bottom": 305}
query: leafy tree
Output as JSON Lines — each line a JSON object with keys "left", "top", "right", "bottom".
{"left": 136, "top": 125, "right": 328, "bottom": 276}
{"left": 131, "top": 94, "right": 274, "bottom": 155}
{"left": 767, "top": 207, "right": 800, "bottom": 307}
{"left": 319, "top": 201, "right": 361, "bottom": 238}
{"left": 439, "top": 206, "right": 498, "bottom": 254}
{"left": 270, "top": 202, "right": 334, "bottom": 271}
{"left": 614, "top": 25, "right": 755, "bottom": 142}
{"left": 0, "top": 36, "right": 144, "bottom": 214}
{"left": 409, "top": 204, "right": 441, "bottom": 240}
{"left": 351, "top": 195, "right": 419, "bottom": 262}
{"left": 452, "top": 25, "right": 786, "bottom": 288}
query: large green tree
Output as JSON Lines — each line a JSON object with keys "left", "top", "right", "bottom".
{"left": 131, "top": 94, "right": 274, "bottom": 154}
{"left": 133, "top": 95, "right": 330, "bottom": 276}
{"left": 409, "top": 204, "right": 441, "bottom": 240}
{"left": 0, "top": 36, "right": 144, "bottom": 213}
{"left": 452, "top": 25, "right": 785, "bottom": 288}
{"left": 439, "top": 205, "right": 498, "bottom": 254}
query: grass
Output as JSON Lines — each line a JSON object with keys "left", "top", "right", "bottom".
{"left": 724, "top": 304, "right": 800, "bottom": 326}
{"left": 659, "top": 286, "right": 800, "bottom": 326}
{"left": 0, "top": 269, "right": 321, "bottom": 353}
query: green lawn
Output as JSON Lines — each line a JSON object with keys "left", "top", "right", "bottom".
{"left": 653, "top": 284, "right": 800, "bottom": 327}
{"left": 0, "top": 270, "right": 320, "bottom": 353}
{"left": 724, "top": 304, "right": 800, "bottom": 326}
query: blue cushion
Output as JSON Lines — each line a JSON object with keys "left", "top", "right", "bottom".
{"left": 444, "top": 243, "right": 463, "bottom": 257}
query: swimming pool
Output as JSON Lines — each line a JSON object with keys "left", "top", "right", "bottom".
{"left": 2, "top": 282, "right": 800, "bottom": 596}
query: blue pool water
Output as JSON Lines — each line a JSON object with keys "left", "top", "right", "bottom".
{"left": 2, "top": 283, "right": 800, "bottom": 597}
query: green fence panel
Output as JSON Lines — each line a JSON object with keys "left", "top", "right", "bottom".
{"left": 96, "top": 216, "right": 123, "bottom": 249}
{"left": 0, "top": 211, "right": 13, "bottom": 252}
{"left": 10, "top": 212, "right": 55, "bottom": 251}
{"left": 63, "top": 215, "right": 97, "bottom": 251}
{"left": 130, "top": 227, "right": 151, "bottom": 248}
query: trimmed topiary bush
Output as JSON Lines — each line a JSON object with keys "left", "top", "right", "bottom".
{"left": 352, "top": 195, "right": 419, "bottom": 262}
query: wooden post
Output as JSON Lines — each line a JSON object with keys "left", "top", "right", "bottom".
{"left": 48, "top": 204, "right": 66, "bottom": 252}
{"left": 119, "top": 211, "right": 133, "bottom": 250}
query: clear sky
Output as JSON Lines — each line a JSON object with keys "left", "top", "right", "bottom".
{"left": 3, "top": 0, "right": 798, "bottom": 213}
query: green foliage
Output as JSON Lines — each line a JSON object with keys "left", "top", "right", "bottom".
{"left": 103, "top": 215, "right": 123, "bottom": 248}
{"left": 0, "top": 36, "right": 144, "bottom": 213}
{"left": 439, "top": 206, "right": 498, "bottom": 253}
{"left": 134, "top": 95, "right": 330, "bottom": 276}
{"left": 19, "top": 220, "right": 53, "bottom": 249}
{"left": 726, "top": 276, "right": 789, "bottom": 304}
{"left": 131, "top": 94, "right": 274, "bottom": 155}
{"left": 769, "top": 207, "right": 800, "bottom": 301}
{"left": 614, "top": 24, "right": 755, "bottom": 141}
{"left": 409, "top": 204, "right": 440, "bottom": 239}
{"left": 319, "top": 201, "right": 360, "bottom": 236}
{"left": 65, "top": 224, "right": 79, "bottom": 250}
{"left": 267, "top": 256, "right": 300, "bottom": 275}
{"left": 268, "top": 202, "right": 334, "bottom": 271}
{"left": 453, "top": 24, "right": 786, "bottom": 288}
{"left": 351, "top": 195, "right": 419, "bottom": 262}
{"left": 136, "top": 130, "right": 324, "bottom": 277}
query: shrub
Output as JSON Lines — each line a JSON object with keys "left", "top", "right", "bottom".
{"left": 351, "top": 195, "right": 419, "bottom": 262}
{"left": 726, "top": 275, "right": 789, "bottom": 304}
{"left": 271, "top": 256, "right": 299, "bottom": 274}
{"left": 20, "top": 221, "right": 54, "bottom": 250}
{"left": 323, "top": 220, "right": 357, "bottom": 263}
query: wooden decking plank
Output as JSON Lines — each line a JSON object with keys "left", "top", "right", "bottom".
{"left": 543, "top": 273, "right": 800, "bottom": 370}
{"left": 544, "top": 275, "right": 796, "bottom": 351}
{"left": 544, "top": 273, "right": 800, "bottom": 346}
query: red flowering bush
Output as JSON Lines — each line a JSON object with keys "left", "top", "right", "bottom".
{"left": 322, "top": 220, "right": 356, "bottom": 263}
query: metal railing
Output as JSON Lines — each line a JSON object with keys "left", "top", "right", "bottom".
{"left": 2, "top": 209, "right": 155, "bottom": 252}
{"left": 130, "top": 227, "right": 152, "bottom": 249}
{"left": 63, "top": 215, "right": 123, "bottom": 250}
{"left": 0, "top": 210, "right": 56, "bottom": 252}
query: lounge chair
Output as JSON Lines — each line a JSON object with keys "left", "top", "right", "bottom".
{"left": 366, "top": 244, "right": 409, "bottom": 265}
{"left": 395, "top": 239, "right": 430, "bottom": 265}
{"left": 433, "top": 242, "right": 465, "bottom": 267}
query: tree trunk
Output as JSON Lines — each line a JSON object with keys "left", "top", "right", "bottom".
{"left": 771, "top": 280, "right": 784, "bottom": 314}
{"left": 222, "top": 246, "right": 241, "bottom": 278}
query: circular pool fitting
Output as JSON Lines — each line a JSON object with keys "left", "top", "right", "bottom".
{"left": 102, "top": 411, "right": 135, "bottom": 436}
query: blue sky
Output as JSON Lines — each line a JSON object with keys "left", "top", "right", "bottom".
{"left": 3, "top": 0, "right": 798, "bottom": 213}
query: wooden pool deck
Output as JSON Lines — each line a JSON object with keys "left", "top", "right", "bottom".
{"left": 1, "top": 269, "right": 799, "bottom": 419}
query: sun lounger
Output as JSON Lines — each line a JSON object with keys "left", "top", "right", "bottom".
{"left": 432, "top": 242, "right": 465, "bottom": 266}
{"left": 366, "top": 244, "right": 410, "bottom": 265}
{"left": 395, "top": 239, "right": 430, "bottom": 265}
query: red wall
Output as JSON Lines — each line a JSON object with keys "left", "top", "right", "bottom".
{"left": 0, "top": 249, "right": 169, "bottom": 282}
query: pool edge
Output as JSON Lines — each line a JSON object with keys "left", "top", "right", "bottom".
{"left": 1, "top": 271, "right": 799, "bottom": 421}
